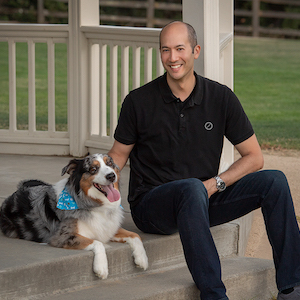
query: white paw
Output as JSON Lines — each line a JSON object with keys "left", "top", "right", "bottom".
{"left": 93, "top": 261, "right": 109, "bottom": 279}
{"left": 85, "top": 240, "right": 109, "bottom": 279}
{"left": 134, "top": 250, "right": 148, "bottom": 270}
{"left": 131, "top": 238, "right": 148, "bottom": 270}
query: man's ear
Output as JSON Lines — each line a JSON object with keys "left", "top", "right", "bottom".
{"left": 194, "top": 45, "right": 201, "bottom": 59}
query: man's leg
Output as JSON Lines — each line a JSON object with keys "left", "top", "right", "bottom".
{"left": 131, "top": 170, "right": 300, "bottom": 298}
{"left": 209, "top": 170, "right": 300, "bottom": 292}
{"left": 131, "top": 178, "right": 228, "bottom": 300}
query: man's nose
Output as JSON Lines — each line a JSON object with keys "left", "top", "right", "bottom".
{"left": 169, "top": 49, "right": 178, "bottom": 62}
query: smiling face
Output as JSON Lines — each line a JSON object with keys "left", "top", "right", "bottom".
{"left": 160, "top": 22, "right": 200, "bottom": 85}
{"left": 62, "top": 154, "right": 121, "bottom": 207}
{"left": 85, "top": 154, "right": 121, "bottom": 205}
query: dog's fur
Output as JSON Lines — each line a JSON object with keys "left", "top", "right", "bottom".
{"left": 0, "top": 154, "right": 148, "bottom": 279}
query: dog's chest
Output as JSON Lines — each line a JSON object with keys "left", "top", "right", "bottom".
{"left": 77, "top": 208, "right": 122, "bottom": 243}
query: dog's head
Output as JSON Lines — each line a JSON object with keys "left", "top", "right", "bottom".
{"left": 62, "top": 154, "right": 121, "bottom": 206}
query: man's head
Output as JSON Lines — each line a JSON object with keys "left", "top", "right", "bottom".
{"left": 160, "top": 21, "right": 198, "bottom": 52}
{"left": 159, "top": 21, "right": 201, "bottom": 84}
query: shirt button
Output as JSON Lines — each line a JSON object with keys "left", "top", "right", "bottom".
{"left": 180, "top": 113, "right": 184, "bottom": 118}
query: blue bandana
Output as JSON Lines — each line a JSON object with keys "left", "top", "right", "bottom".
{"left": 57, "top": 187, "right": 78, "bottom": 210}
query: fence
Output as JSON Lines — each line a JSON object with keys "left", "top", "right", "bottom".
{"left": 1, "top": 0, "right": 300, "bottom": 38}
{"left": 235, "top": 0, "right": 300, "bottom": 38}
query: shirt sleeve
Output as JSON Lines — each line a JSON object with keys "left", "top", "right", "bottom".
{"left": 224, "top": 87, "right": 255, "bottom": 145}
{"left": 114, "top": 94, "right": 137, "bottom": 145}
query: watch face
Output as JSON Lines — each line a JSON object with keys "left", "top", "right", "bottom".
{"left": 215, "top": 176, "right": 226, "bottom": 192}
{"left": 218, "top": 181, "right": 226, "bottom": 191}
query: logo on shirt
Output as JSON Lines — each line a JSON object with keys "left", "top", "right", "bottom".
{"left": 204, "top": 121, "right": 214, "bottom": 131}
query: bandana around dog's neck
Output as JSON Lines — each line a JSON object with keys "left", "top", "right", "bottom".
{"left": 57, "top": 187, "right": 78, "bottom": 210}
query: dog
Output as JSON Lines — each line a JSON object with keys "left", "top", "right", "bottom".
{"left": 0, "top": 154, "right": 148, "bottom": 279}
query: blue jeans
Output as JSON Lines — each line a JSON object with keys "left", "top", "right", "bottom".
{"left": 131, "top": 170, "right": 300, "bottom": 300}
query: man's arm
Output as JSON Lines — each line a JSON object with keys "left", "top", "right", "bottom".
{"left": 108, "top": 140, "right": 135, "bottom": 171}
{"left": 203, "top": 134, "right": 264, "bottom": 198}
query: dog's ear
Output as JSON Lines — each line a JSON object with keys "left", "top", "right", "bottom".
{"left": 61, "top": 159, "right": 81, "bottom": 176}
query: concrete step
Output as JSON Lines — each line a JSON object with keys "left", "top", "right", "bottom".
{"left": 0, "top": 214, "right": 239, "bottom": 300}
{"left": 0, "top": 154, "right": 243, "bottom": 300}
{"left": 40, "top": 257, "right": 277, "bottom": 300}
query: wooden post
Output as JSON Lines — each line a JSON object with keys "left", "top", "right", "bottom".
{"left": 37, "top": 0, "right": 45, "bottom": 23}
{"left": 252, "top": 0, "right": 260, "bottom": 37}
{"left": 147, "top": 0, "right": 155, "bottom": 27}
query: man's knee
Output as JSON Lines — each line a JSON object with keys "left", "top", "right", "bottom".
{"left": 258, "top": 170, "right": 289, "bottom": 190}
{"left": 175, "top": 178, "right": 209, "bottom": 211}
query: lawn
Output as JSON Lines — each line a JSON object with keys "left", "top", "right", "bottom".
{"left": 0, "top": 37, "right": 299, "bottom": 149}
{"left": 234, "top": 37, "right": 300, "bottom": 150}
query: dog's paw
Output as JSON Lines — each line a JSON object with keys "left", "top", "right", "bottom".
{"left": 85, "top": 240, "right": 109, "bottom": 279}
{"left": 132, "top": 238, "right": 148, "bottom": 270}
{"left": 93, "top": 262, "right": 109, "bottom": 279}
{"left": 134, "top": 250, "right": 148, "bottom": 270}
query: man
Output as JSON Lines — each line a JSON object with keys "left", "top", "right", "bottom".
{"left": 108, "top": 21, "right": 300, "bottom": 300}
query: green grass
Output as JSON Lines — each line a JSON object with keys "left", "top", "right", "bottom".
{"left": 234, "top": 37, "right": 300, "bottom": 150}
{"left": 0, "top": 37, "right": 299, "bottom": 150}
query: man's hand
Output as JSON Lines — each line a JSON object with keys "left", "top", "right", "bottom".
{"left": 202, "top": 178, "right": 218, "bottom": 198}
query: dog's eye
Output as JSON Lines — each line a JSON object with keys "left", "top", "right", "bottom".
{"left": 89, "top": 166, "right": 98, "bottom": 175}
{"left": 106, "top": 157, "right": 114, "bottom": 167}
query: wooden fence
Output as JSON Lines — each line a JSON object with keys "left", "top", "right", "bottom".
{"left": 235, "top": 0, "right": 300, "bottom": 37}
{"left": 0, "top": 0, "right": 300, "bottom": 38}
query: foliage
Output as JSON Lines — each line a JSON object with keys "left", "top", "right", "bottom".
{"left": 0, "top": 0, "right": 68, "bottom": 24}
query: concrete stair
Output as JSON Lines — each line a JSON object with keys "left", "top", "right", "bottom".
{"left": 0, "top": 215, "right": 277, "bottom": 300}
{"left": 0, "top": 155, "right": 278, "bottom": 300}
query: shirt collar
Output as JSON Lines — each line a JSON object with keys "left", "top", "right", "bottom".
{"left": 158, "top": 72, "right": 203, "bottom": 106}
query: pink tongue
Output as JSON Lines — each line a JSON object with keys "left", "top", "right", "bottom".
{"left": 103, "top": 184, "right": 120, "bottom": 202}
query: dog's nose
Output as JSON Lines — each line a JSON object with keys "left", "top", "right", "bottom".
{"left": 106, "top": 172, "right": 116, "bottom": 182}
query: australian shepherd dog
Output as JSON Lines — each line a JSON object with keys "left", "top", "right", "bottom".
{"left": 0, "top": 154, "right": 148, "bottom": 279}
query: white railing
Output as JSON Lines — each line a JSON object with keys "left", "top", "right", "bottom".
{"left": 0, "top": 23, "right": 162, "bottom": 156}
{"left": 82, "top": 25, "right": 164, "bottom": 151}
{"left": 0, "top": 24, "right": 70, "bottom": 155}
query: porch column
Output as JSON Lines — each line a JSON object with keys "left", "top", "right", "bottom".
{"left": 182, "top": 0, "right": 251, "bottom": 257}
{"left": 68, "top": 0, "right": 99, "bottom": 156}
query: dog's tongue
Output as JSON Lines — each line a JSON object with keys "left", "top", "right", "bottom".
{"left": 103, "top": 184, "right": 120, "bottom": 203}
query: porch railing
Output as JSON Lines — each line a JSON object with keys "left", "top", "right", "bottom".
{"left": 0, "top": 23, "right": 162, "bottom": 156}
{"left": 82, "top": 25, "right": 164, "bottom": 152}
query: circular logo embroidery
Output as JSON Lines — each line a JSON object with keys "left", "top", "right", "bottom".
{"left": 204, "top": 122, "right": 214, "bottom": 131}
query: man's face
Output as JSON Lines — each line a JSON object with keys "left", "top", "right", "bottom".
{"left": 160, "top": 23, "right": 200, "bottom": 83}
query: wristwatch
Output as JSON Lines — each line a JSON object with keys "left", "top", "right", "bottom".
{"left": 214, "top": 176, "right": 226, "bottom": 192}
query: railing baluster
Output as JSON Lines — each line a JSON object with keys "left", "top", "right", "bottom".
{"left": 90, "top": 42, "right": 100, "bottom": 135}
{"left": 110, "top": 43, "right": 118, "bottom": 137}
{"left": 144, "top": 45, "right": 152, "bottom": 83}
{"left": 100, "top": 43, "right": 107, "bottom": 137}
{"left": 8, "top": 40, "right": 17, "bottom": 133}
{"left": 48, "top": 39, "right": 55, "bottom": 133}
{"left": 121, "top": 45, "right": 129, "bottom": 104}
{"left": 28, "top": 39, "right": 36, "bottom": 133}
{"left": 156, "top": 46, "right": 164, "bottom": 77}
{"left": 132, "top": 45, "right": 141, "bottom": 89}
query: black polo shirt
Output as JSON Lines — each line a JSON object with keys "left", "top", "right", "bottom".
{"left": 114, "top": 73, "right": 254, "bottom": 207}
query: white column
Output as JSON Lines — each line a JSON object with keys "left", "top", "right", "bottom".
{"left": 68, "top": 0, "right": 99, "bottom": 156}
{"left": 182, "top": 0, "right": 220, "bottom": 81}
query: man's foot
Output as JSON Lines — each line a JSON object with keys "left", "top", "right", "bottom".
{"left": 277, "top": 286, "right": 300, "bottom": 299}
